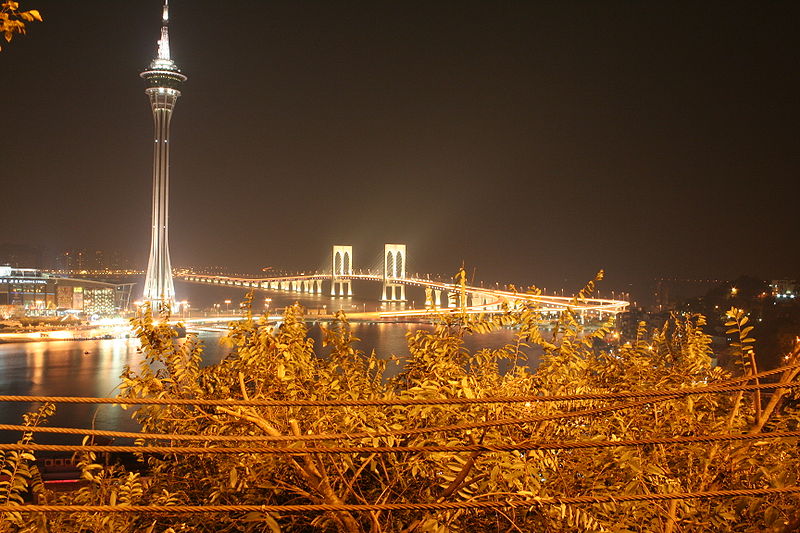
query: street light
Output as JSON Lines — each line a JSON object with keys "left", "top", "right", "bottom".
{"left": 224, "top": 299, "right": 231, "bottom": 313}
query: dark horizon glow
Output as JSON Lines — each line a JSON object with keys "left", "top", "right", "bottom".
{"left": 3, "top": 1, "right": 798, "bottom": 302}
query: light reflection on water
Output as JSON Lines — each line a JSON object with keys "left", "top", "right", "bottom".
{"left": 0, "top": 323, "right": 540, "bottom": 444}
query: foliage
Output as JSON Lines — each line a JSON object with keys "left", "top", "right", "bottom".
{"left": 0, "top": 402, "right": 53, "bottom": 531}
{"left": 0, "top": 1, "right": 41, "bottom": 51}
{"left": 3, "top": 278, "right": 800, "bottom": 532}
{"left": 680, "top": 275, "right": 798, "bottom": 370}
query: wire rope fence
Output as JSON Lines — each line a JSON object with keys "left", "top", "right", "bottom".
{"left": 1, "top": 363, "right": 798, "bottom": 517}
{"left": 2, "top": 487, "right": 800, "bottom": 514}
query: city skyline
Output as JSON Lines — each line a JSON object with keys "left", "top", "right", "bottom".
{"left": 3, "top": 1, "right": 798, "bottom": 300}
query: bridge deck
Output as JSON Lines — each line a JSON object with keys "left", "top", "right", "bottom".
{"left": 179, "top": 273, "right": 629, "bottom": 318}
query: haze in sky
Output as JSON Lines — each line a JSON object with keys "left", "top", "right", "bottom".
{"left": 3, "top": 1, "right": 798, "bottom": 301}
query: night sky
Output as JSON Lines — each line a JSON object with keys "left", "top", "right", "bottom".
{"left": 3, "top": 1, "right": 798, "bottom": 301}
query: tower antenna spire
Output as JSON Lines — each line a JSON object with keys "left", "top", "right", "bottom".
{"left": 157, "top": 0, "right": 171, "bottom": 60}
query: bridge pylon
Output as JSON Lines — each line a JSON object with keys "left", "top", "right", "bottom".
{"left": 424, "top": 287, "right": 447, "bottom": 308}
{"left": 381, "top": 244, "right": 407, "bottom": 302}
{"left": 331, "top": 245, "right": 353, "bottom": 297}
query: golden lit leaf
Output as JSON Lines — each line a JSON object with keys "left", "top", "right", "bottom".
{"left": 264, "top": 514, "right": 281, "bottom": 533}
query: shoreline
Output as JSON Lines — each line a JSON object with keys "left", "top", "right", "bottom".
{"left": 0, "top": 316, "right": 438, "bottom": 345}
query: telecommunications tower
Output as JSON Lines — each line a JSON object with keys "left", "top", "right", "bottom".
{"left": 140, "top": 0, "right": 186, "bottom": 309}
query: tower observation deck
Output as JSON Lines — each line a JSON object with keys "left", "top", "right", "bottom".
{"left": 140, "top": 0, "right": 187, "bottom": 309}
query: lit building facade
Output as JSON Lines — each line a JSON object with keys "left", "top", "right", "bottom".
{"left": 0, "top": 267, "right": 132, "bottom": 318}
{"left": 140, "top": 0, "right": 187, "bottom": 310}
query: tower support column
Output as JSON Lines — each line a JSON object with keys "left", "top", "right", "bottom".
{"left": 140, "top": 0, "right": 187, "bottom": 312}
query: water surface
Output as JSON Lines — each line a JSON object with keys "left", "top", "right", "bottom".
{"left": 0, "top": 322, "right": 539, "bottom": 444}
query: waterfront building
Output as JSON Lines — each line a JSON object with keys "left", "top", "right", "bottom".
{"left": 0, "top": 267, "right": 132, "bottom": 318}
{"left": 140, "top": 0, "right": 187, "bottom": 310}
